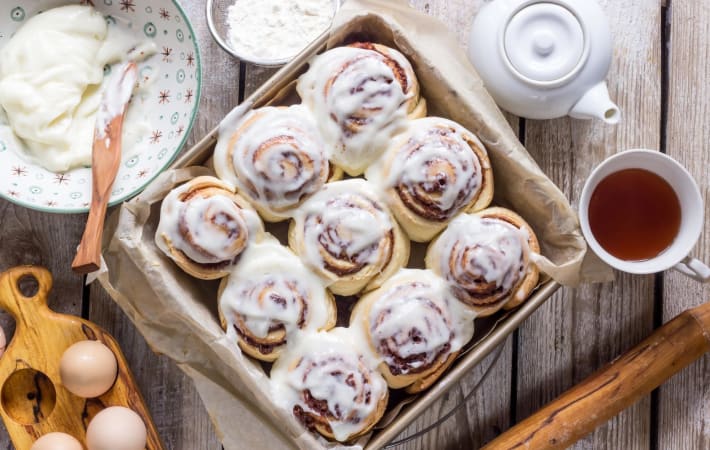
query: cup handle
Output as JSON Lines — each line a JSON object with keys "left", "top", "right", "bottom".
{"left": 673, "top": 256, "right": 710, "bottom": 283}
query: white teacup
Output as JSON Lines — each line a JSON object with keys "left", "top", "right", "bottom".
{"left": 579, "top": 149, "right": 709, "bottom": 281}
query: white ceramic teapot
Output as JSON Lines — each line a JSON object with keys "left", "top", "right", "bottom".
{"left": 468, "top": 0, "right": 620, "bottom": 124}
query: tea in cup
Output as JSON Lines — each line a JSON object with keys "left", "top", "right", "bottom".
{"left": 579, "top": 149, "right": 709, "bottom": 281}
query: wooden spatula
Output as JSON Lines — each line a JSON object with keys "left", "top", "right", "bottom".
{"left": 72, "top": 62, "right": 138, "bottom": 274}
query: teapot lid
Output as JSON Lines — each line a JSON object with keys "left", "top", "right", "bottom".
{"left": 503, "top": 2, "right": 588, "bottom": 86}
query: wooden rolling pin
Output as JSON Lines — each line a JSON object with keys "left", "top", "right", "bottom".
{"left": 484, "top": 301, "right": 710, "bottom": 450}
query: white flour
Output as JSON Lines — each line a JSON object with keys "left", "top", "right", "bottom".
{"left": 226, "top": 0, "right": 335, "bottom": 61}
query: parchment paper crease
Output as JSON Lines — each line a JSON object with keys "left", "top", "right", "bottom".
{"left": 98, "top": 1, "right": 611, "bottom": 449}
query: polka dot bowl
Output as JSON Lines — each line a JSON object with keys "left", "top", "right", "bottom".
{"left": 0, "top": 0, "right": 201, "bottom": 213}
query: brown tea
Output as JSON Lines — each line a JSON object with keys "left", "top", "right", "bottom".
{"left": 588, "top": 168, "right": 681, "bottom": 261}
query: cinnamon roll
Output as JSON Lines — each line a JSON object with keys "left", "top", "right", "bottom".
{"left": 155, "top": 176, "right": 264, "bottom": 280}
{"left": 366, "top": 117, "right": 494, "bottom": 242}
{"left": 297, "top": 42, "right": 426, "bottom": 176}
{"left": 214, "top": 105, "right": 340, "bottom": 222}
{"left": 218, "top": 239, "right": 336, "bottom": 361}
{"left": 288, "top": 179, "right": 410, "bottom": 296}
{"left": 351, "top": 269, "right": 475, "bottom": 393}
{"left": 425, "top": 207, "right": 540, "bottom": 317}
{"left": 270, "top": 328, "right": 388, "bottom": 442}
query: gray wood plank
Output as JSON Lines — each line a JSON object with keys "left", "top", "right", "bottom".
{"left": 516, "top": 1, "right": 662, "bottom": 449}
{"left": 86, "top": 0, "right": 234, "bottom": 448}
{"left": 392, "top": 2, "right": 517, "bottom": 448}
{"left": 660, "top": 0, "right": 710, "bottom": 448}
{"left": 0, "top": 203, "right": 86, "bottom": 448}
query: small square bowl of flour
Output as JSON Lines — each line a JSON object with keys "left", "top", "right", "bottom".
{"left": 207, "top": 0, "right": 340, "bottom": 66}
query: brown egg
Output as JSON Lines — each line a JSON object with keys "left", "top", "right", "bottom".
{"left": 86, "top": 406, "right": 147, "bottom": 450}
{"left": 59, "top": 340, "right": 117, "bottom": 398}
{"left": 31, "top": 432, "right": 82, "bottom": 450}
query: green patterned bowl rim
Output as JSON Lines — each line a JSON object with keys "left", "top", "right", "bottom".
{"left": 1, "top": 0, "right": 202, "bottom": 214}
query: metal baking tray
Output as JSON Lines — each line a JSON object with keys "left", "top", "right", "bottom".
{"left": 168, "top": 21, "right": 562, "bottom": 450}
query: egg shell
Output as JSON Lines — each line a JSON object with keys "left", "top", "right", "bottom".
{"left": 86, "top": 406, "right": 147, "bottom": 450}
{"left": 60, "top": 340, "right": 118, "bottom": 398}
{"left": 31, "top": 432, "right": 83, "bottom": 450}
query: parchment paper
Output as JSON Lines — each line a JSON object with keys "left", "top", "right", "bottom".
{"left": 98, "top": 1, "right": 612, "bottom": 449}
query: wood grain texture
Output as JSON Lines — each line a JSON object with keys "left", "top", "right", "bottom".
{"left": 86, "top": 1, "right": 232, "bottom": 449}
{"left": 516, "top": 1, "right": 661, "bottom": 449}
{"left": 2, "top": 0, "right": 708, "bottom": 449}
{"left": 486, "top": 301, "right": 710, "bottom": 449}
{"left": 0, "top": 266, "right": 163, "bottom": 450}
{"left": 0, "top": 194, "right": 86, "bottom": 448}
{"left": 660, "top": 0, "right": 710, "bottom": 448}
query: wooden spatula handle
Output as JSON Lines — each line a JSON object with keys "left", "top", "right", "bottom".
{"left": 71, "top": 194, "right": 110, "bottom": 274}
{"left": 484, "top": 301, "right": 710, "bottom": 450}
{"left": 72, "top": 62, "right": 137, "bottom": 275}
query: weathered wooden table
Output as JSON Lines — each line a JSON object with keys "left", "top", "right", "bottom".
{"left": 1, "top": 0, "right": 707, "bottom": 448}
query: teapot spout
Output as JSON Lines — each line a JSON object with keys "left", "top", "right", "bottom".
{"left": 569, "top": 82, "right": 621, "bottom": 124}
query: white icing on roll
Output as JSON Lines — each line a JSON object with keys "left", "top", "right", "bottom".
{"left": 367, "top": 117, "right": 485, "bottom": 221}
{"left": 297, "top": 46, "right": 414, "bottom": 175}
{"left": 220, "top": 239, "right": 332, "bottom": 340}
{"left": 292, "top": 179, "right": 395, "bottom": 280}
{"left": 270, "top": 328, "right": 387, "bottom": 442}
{"left": 214, "top": 105, "right": 330, "bottom": 219}
{"left": 155, "top": 179, "right": 262, "bottom": 264}
{"left": 435, "top": 214, "right": 530, "bottom": 299}
{"left": 364, "top": 269, "right": 474, "bottom": 375}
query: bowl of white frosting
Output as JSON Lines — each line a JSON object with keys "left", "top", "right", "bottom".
{"left": 206, "top": 0, "right": 339, "bottom": 66}
{"left": 0, "top": 1, "right": 201, "bottom": 213}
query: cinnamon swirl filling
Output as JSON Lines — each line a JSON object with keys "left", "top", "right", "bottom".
{"left": 368, "top": 281, "right": 456, "bottom": 376}
{"left": 215, "top": 105, "right": 330, "bottom": 219}
{"left": 296, "top": 182, "right": 395, "bottom": 279}
{"left": 390, "top": 121, "right": 486, "bottom": 222}
{"left": 437, "top": 215, "right": 530, "bottom": 308}
{"left": 297, "top": 43, "right": 425, "bottom": 175}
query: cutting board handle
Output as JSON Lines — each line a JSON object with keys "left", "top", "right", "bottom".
{"left": 0, "top": 266, "right": 54, "bottom": 327}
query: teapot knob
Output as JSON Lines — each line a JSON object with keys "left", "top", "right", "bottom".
{"left": 504, "top": 2, "right": 586, "bottom": 85}
{"left": 532, "top": 31, "right": 555, "bottom": 57}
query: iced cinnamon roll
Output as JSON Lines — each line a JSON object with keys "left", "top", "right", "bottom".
{"left": 297, "top": 42, "right": 426, "bottom": 176}
{"left": 288, "top": 179, "right": 410, "bottom": 296}
{"left": 214, "top": 105, "right": 340, "bottom": 222}
{"left": 366, "top": 117, "right": 494, "bottom": 242}
{"left": 351, "top": 269, "right": 475, "bottom": 393}
{"left": 218, "top": 239, "right": 336, "bottom": 361}
{"left": 270, "top": 328, "right": 388, "bottom": 442}
{"left": 425, "top": 207, "right": 540, "bottom": 317}
{"left": 155, "top": 176, "right": 264, "bottom": 280}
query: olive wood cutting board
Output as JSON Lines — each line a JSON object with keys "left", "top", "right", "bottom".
{"left": 0, "top": 266, "right": 164, "bottom": 449}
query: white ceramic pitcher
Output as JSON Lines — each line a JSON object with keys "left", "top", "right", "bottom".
{"left": 468, "top": 0, "right": 621, "bottom": 124}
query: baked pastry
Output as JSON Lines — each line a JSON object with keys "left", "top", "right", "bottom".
{"left": 351, "top": 269, "right": 475, "bottom": 393}
{"left": 218, "top": 239, "right": 336, "bottom": 361}
{"left": 297, "top": 42, "right": 426, "bottom": 176}
{"left": 213, "top": 105, "right": 340, "bottom": 222}
{"left": 366, "top": 117, "right": 494, "bottom": 242}
{"left": 155, "top": 176, "right": 263, "bottom": 280}
{"left": 270, "top": 328, "right": 388, "bottom": 442}
{"left": 425, "top": 207, "right": 540, "bottom": 316}
{"left": 288, "top": 179, "right": 410, "bottom": 296}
